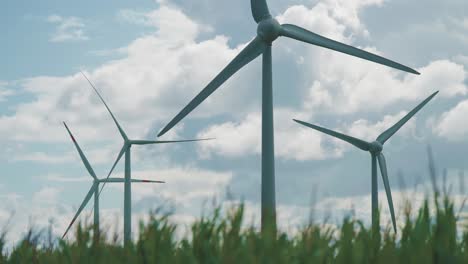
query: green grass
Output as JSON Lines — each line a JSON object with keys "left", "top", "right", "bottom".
{"left": 0, "top": 194, "right": 466, "bottom": 263}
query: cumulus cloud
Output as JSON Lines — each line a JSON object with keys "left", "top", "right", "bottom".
{"left": 197, "top": 108, "right": 345, "bottom": 161}
{"left": 0, "top": 3, "right": 258, "bottom": 243}
{"left": 433, "top": 100, "right": 468, "bottom": 141}
{"left": 303, "top": 58, "right": 466, "bottom": 114}
{"left": 196, "top": 107, "right": 423, "bottom": 160}
{"left": 274, "top": 4, "right": 467, "bottom": 116}
{"left": 108, "top": 167, "right": 233, "bottom": 205}
{"left": 47, "top": 15, "right": 89, "bottom": 42}
{"left": 118, "top": 6, "right": 213, "bottom": 39}
{"left": 1, "top": 6, "right": 262, "bottom": 145}
{"left": 278, "top": 0, "right": 385, "bottom": 38}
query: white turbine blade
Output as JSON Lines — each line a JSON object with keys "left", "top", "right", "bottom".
{"left": 377, "top": 91, "right": 438, "bottom": 144}
{"left": 250, "top": 0, "right": 271, "bottom": 23}
{"left": 131, "top": 179, "right": 165, "bottom": 183}
{"left": 279, "top": 24, "right": 420, "bottom": 75}
{"left": 157, "top": 37, "right": 266, "bottom": 137}
{"left": 62, "top": 183, "right": 97, "bottom": 239}
{"left": 131, "top": 138, "right": 215, "bottom": 145}
{"left": 101, "top": 178, "right": 164, "bottom": 183}
{"left": 377, "top": 153, "right": 397, "bottom": 233}
{"left": 98, "top": 145, "right": 127, "bottom": 196}
{"left": 80, "top": 71, "right": 128, "bottom": 141}
{"left": 63, "top": 122, "right": 97, "bottom": 180}
{"left": 293, "top": 119, "right": 371, "bottom": 151}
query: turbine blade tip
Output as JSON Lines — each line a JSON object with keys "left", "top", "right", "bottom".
{"left": 157, "top": 131, "right": 165, "bottom": 137}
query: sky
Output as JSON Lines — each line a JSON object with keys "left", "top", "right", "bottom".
{"left": 1, "top": 0, "right": 467, "bottom": 244}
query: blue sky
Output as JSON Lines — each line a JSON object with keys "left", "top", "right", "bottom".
{"left": 1, "top": 0, "right": 467, "bottom": 243}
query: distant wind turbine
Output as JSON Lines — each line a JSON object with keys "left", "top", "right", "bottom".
{"left": 80, "top": 72, "right": 213, "bottom": 246}
{"left": 157, "top": 0, "right": 420, "bottom": 231}
{"left": 61, "top": 122, "right": 164, "bottom": 239}
{"left": 294, "top": 91, "right": 438, "bottom": 233}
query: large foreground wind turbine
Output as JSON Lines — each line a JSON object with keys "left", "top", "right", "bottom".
{"left": 81, "top": 72, "right": 212, "bottom": 245}
{"left": 62, "top": 122, "right": 164, "bottom": 239}
{"left": 157, "top": 0, "right": 420, "bottom": 230}
{"left": 294, "top": 91, "right": 438, "bottom": 233}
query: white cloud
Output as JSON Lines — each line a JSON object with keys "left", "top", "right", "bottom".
{"left": 274, "top": 5, "right": 467, "bottom": 116}
{"left": 277, "top": 0, "right": 385, "bottom": 40}
{"left": 197, "top": 113, "right": 261, "bottom": 158}
{"left": 47, "top": 15, "right": 88, "bottom": 42}
{"left": 433, "top": 100, "right": 468, "bottom": 141}
{"left": 303, "top": 58, "right": 466, "bottom": 114}
{"left": 108, "top": 167, "right": 233, "bottom": 204}
{"left": 197, "top": 106, "right": 425, "bottom": 160}
{"left": 197, "top": 108, "right": 344, "bottom": 161}
{"left": 117, "top": 7, "right": 209, "bottom": 41}
{"left": 2, "top": 6, "right": 261, "bottom": 145}
{"left": 8, "top": 2, "right": 461, "bottom": 148}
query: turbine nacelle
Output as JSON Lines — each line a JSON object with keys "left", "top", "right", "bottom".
{"left": 369, "top": 141, "right": 383, "bottom": 154}
{"left": 257, "top": 18, "right": 281, "bottom": 43}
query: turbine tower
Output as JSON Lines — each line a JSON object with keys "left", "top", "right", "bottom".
{"left": 62, "top": 122, "right": 164, "bottom": 239}
{"left": 81, "top": 72, "right": 213, "bottom": 246}
{"left": 293, "top": 91, "right": 438, "bottom": 233}
{"left": 157, "top": 0, "right": 420, "bottom": 231}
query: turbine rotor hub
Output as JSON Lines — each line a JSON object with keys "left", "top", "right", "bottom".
{"left": 369, "top": 141, "right": 383, "bottom": 153}
{"left": 257, "top": 18, "right": 281, "bottom": 43}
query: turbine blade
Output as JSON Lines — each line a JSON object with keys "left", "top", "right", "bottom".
{"left": 132, "top": 138, "right": 215, "bottom": 145}
{"left": 251, "top": 0, "right": 271, "bottom": 23}
{"left": 293, "top": 119, "right": 371, "bottom": 151}
{"left": 131, "top": 179, "right": 165, "bottom": 183}
{"left": 377, "top": 153, "right": 397, "bottom": 233}
{"left": 62, "top": 183, "right": 97, "bottom": 239}
{"left": 157, "top": 37, "right": 266, "bottom": 137}
{"left": 100, "top": 178, "right": 164, "bottom": 183}
{"left": 98, "top": 145, "right": 127, "bottom": 196}
{"left": 377, "top": 91, "right": 439, "bottom": 144}
{"left": 80, "top": 71, "right": 128, "bottom": 141}
{"left": 63, "top": 122, "right": 97, "bottom": 180}
{"left": 279, "top": 24, "right": 420, "bottom": 75}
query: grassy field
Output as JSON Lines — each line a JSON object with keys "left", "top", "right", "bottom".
{"left": 0, "top": 149, "right": 466, "bottom": 263}
{"left": 0, "top": 191, "right": 466, "bottom": 263}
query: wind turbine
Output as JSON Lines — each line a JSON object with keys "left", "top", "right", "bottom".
{"left": 61, "top": 122, "right": 164, "bottom": 239}
{"left": 80, "top": 72, "right": 213, "bottom": 246}
{"left": 293, "top": 91, "right": 438, "bottom": 233}
{"left": 157, "top": 0, "right": 420, "bottom": 231}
